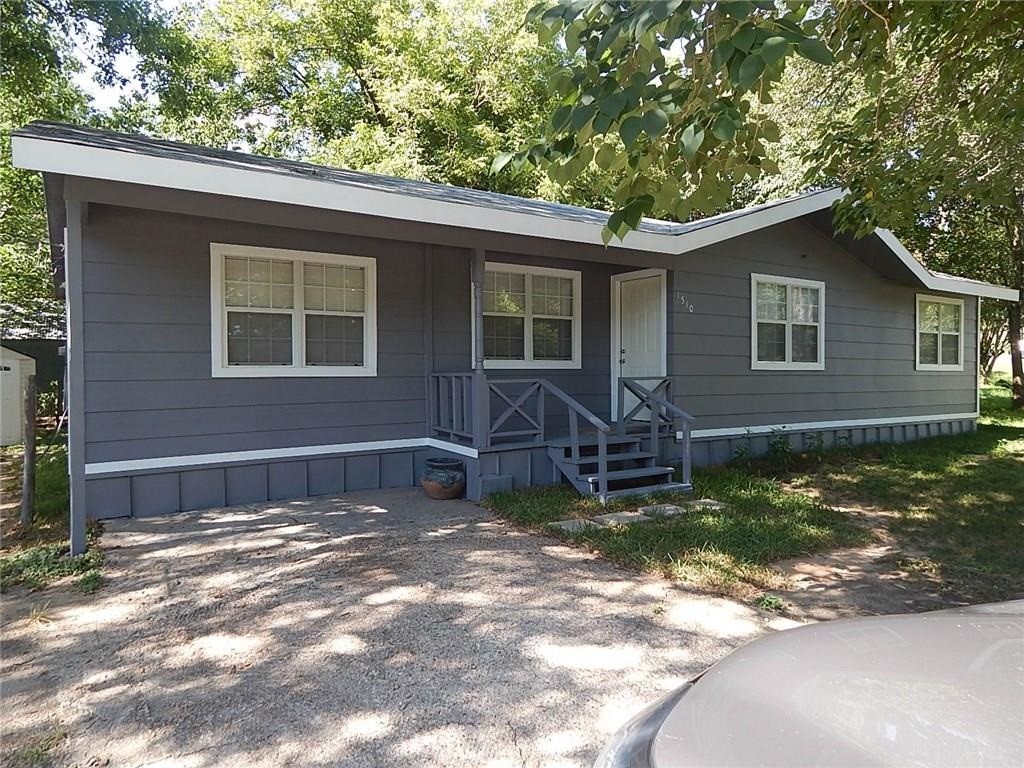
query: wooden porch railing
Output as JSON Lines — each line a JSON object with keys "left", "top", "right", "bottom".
{"left": 617, "top": 377, "right": 695, "bottom": 487}
{"left": 429, "top": 373, "right": 613, "bottom": 498}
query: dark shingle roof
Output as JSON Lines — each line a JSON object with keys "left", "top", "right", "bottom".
{"left": 1, "top": 302, "right": 65, "bottom": 341}
{"left": 13, "top": 121, "right": 838, "bottom": 236}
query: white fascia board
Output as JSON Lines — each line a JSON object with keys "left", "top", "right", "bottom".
{"left": 875, "top": 229, "right": 1019, "bottom": 301}
{"left": 12, "top": 136, "right": 667, "bottom": 254}
{"left": 14, "top": 134, "right": 1020, "bottom": 300}
{"left": 12, "top": 136, "right": 841, "bottom": 257}
{"left": 670, "top": 187, "right": 846, "bottom": 255}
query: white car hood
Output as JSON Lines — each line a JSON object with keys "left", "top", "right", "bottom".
{"left": 652, "top": 602, "right": 1024, "bottom": 767}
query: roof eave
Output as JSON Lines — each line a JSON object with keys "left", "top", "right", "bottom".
{"left": 12, "top": 131, "right": 1019, "bottom": 302}
{"left": 874, "top": 229, "right": 1019, "bottom": 301}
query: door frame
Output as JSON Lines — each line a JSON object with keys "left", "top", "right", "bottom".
{"left": 610, "top": 268, "right": 668, "bottom": 421}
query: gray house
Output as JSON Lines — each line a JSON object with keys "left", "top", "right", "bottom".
{"left": 12, "top": 122, "right": 1018, "bottom": 554}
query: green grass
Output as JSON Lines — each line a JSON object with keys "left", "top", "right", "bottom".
{"left": 786, "top": 386, "right": 1024, "bottom": 602}
{"left": 5, "top": 728, "right": 66, "bottom": 768}
{"left": 0, "top": 530, "right": 104, "bottom": 591}
{"left": 1, "top": 436, "right": 106, "bottom": 592}
{"left": 486, "top": 388, "right": 1024, "bottom": 602}
{"left": 485, "top": 468, "right": 869, "bottom": 598}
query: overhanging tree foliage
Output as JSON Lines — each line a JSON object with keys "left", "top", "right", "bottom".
{"left": 1, "top": 0, "right": 193, "bottom": 332}
{"left": 509, "top": 0, "right": 1024, "bottom": 405}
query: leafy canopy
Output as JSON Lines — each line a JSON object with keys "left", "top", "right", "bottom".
{"left": 503, "top": 0, "right": 1024, "bottom": 242}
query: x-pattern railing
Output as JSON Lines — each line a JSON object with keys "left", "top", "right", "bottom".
{"left": 618, "top": 376, "right": 694, "bottom": 486}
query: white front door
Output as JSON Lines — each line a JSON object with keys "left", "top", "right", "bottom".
{"left": 612, "top": 270, "right": 666, "bottom": 420}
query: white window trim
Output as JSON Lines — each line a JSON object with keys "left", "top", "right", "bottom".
{"left": 915, "top": 293, "right": 964, "bottom": 372}
{"left": 210, "top": 243, "right": 377, "bottom": 377}
{"left": 471, "top": 262, "right": 582, "bottom": 370}
{"left": 750, "top": 273, "right": 826, "bottom": 371}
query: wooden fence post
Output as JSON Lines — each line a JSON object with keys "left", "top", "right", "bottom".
{"left": 21, "top": 374, "right": 37, "bottom": 527}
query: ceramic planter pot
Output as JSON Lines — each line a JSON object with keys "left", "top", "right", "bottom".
{"left": 420, "top": 457, "right": 466, "bottom": 500}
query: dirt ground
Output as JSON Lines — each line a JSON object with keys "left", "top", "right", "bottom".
{"left": 2, "top": 490, "right": 791, "bottom": 768}
{"left": 770, "top": 500, "right": 958, "bottom": 621}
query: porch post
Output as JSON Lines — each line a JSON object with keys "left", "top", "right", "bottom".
{"left": 65, "top": 200, "right": 87, "bottom": 555}
{"left": 470, "top": 248, "right": 490, "bottom": 448}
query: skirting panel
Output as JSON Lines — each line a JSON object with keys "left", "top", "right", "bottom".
{"left": 84, "top": 446, "right": 471, "bottom": 520}
{"left": 691, "top": 417, "right": 977, "bottom": 467}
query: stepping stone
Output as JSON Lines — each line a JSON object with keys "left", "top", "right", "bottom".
{"left": 686, "top": 498, "right": 727, "bottom": 511}
{"left": 548, "top": 518, "right": 601, "bottom": 533}
{"left": 591, "top": 510, "right": 651, "bottom": 526}
{"left": 639, "top": 504, "right": 686, "bottom": 518}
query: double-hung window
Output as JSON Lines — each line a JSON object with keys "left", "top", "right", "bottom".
{"left": 211, "top": 243, "right": 377, "bottom": 377}
{"left": 751, "top": 273, "right": 825, "bottom": 370}
{"left": 479, "top": 264, "right": 581, "bottom": 369}
{"left": 916, "top": 295, "right": 963, "bottom": 371}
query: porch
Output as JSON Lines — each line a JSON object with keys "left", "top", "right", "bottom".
{"left": 429, "top": 372, "right": 694, "bottom": 501}
{"left": 424, "top": 248, "right": 692, "bottom": 501}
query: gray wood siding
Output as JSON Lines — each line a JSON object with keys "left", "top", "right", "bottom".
{"left": 669, "top": 219, "right": 977, "bottom": 429}
{"left": 79, "top": 198, "right": 977, "bottom": 469}
{"left": 80, "top": 205, "right": 430, "bottom": 463}
{"left": 429, "top": 247, "right": 631, "bottom": 422}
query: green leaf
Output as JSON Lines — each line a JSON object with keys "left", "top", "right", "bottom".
{"left": 760, "top": 36, "right": 789, "bottom": 65}
{"left": 570, "top": 103, "right": 597, "bottom": 130}
{"left": 490, "top": 151, "right": 514, "bottom": 175}
{"left": 711, "top": 114, "right": 737, "bottom": 142}
{"left": 551, "top": 104, "right": 572, "bottom": 132}
{"left": 598, "top": 91, "right": 628, "bottom": 118}
{"left": 711, "top": 39, "right": 735, "bottom": 71}
{"left": 620, "top": 115, "right": 644, "bottom": 148}
{"left": 641, "top": 108, "right": 669, "bottom": 139}
{"left": 681, "top": 122, "right": 705, "bottom": 160}
{"left": 592, "top": 112, "right": 614, "bottom": 134}
{"left": 721, "top": 1, "right": 754, "bottom": 20}
{"left": 738, "top": 54, "right": 766, "bottom": 90}
{"left": 595, "top": 143, "right": 618, "bottom": 170}
{"left": 797, "top": 37, "right": 833, "bottom": 65}
{"left": 760, "top": 119, "right": 780, "bottom": 142}
{"left": 732, "top": 26, "right": 756, "bottom": 53}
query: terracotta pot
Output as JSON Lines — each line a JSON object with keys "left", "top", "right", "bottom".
{"left": 420, "top": 457, "right": 466, "bottom": 500}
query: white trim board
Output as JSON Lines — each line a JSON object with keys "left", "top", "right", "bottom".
{"left": 13, "top": 132, "right": 1016, "bottom": 301}
{"left": 874, "top": 229, "right": 1018, "bottom": 301}
{"left": 691, "top": 412, "right": 980, "bottom": 440}
{"left": 84, "top": 437, "right": 478, "bottom": 477}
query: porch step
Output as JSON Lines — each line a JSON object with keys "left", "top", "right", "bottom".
{"left": 547, "top": 434, "right": 643, "bottom": 448}
{"left": 603, "top": 482, "right": 693, "bottom": 500}
{"left": 546, "top": 431, "right": 686, "bottom": 503}
{"left": 583, "top": 466, "right": 674, "bottom": 484}
{"left": 559, "top": 451, "right": 657, "bottom": 465}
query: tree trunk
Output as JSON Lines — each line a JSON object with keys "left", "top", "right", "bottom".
{"left": 20, "top": 375, "right": 37, "bottom": 527}
{"left": 1010, "top": 208, "right": 1024, "bottom": 408}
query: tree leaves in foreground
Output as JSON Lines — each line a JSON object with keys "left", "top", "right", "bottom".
{"left": 498, "top": 0, "right": 838, "bottom": 242}
{"left": 511, "top": 0, "right": 1023, "bottom": 406}
{"left": 507, "top": 1, "right": 1023, "bottom": 240}
{"left": 0, "top": 0, "right": 193, "bottom": 332}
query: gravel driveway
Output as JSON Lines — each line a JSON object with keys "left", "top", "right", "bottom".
{"left": 2, "top": 489, "right": 780, "bottom": 767}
